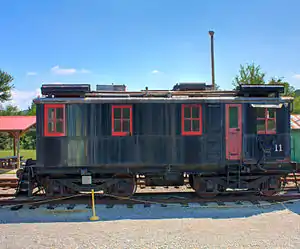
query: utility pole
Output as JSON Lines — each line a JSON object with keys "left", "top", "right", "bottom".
{"left": 209, "top": 30, "right": 215, "bottom": 90}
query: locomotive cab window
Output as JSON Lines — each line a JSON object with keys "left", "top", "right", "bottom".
{"left": 181, "top": 104, "right": 202, "bottom": 135}
{"left": 112, "top": 105, "right": 132, "bottom": 136}
{"left": 256, "top": 108, "right": 276, "bottom": 134}
{"left": 44, "top": 104, "right": 65, "bottom": 136}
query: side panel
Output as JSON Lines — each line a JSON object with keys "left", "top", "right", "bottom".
{"left": 243, "top": 104, "right": 291, "bottom": 163}
{"left": 225, "top": 104, "right": 242, "bottom": 160}
{"left": 203, "top": 103, "right": 223, "bottom": 164}
{"left": 36, "top": 103, "right": 69, "bottom": 167}
{"left": 36, "top": 102, "right": 223, "bottom": 168}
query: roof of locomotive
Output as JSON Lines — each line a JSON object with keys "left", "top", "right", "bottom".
{"left": 33, "top": 83, "right": 294, "bottom": 104}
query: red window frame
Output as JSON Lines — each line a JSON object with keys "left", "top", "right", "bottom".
{"left": 181, "top": 104, "right": 202, "bottom": 136}
{"left": 257, "top": 108, "right": 276, "bottom": 134}
{"left": 112, "top": 105, "right": 133, "bottom": 136}
{"left": 44, "top": 104, "right": 66, "bottom": 137}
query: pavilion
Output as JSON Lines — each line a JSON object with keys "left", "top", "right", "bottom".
{"left": 0, "top": 116, "right": 36, "bottom": 169}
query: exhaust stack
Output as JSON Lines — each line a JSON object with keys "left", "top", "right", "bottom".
{"left": 209, "top": 31, "right": 215, "bottom": 90}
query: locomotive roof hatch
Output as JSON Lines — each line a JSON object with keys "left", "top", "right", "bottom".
{"left": 96, "top": 84, "right": 126, "bottom": 91}
{"left": 236, "top": 84, "right": 285, "bottom": 97}
{"left": 172, "top": 82, "right": 213, "bottom": 91}
{"left": 41, "top": 84, "right": 91, "bottom": 98}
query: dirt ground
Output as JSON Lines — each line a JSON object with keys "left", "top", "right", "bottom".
{"left": 0, "top": 200, "right": 300, "bottom": 249}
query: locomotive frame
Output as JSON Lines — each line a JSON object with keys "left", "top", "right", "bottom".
{"left": 17, "top": 83, "right": 297, "bottom": 198}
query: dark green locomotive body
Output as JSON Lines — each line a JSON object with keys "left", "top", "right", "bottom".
{"left": 17, "top": 83, "right": 296, "bottom": 197}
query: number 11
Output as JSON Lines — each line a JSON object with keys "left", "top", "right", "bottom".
{"left": 275, "top": 144, "right": 283, "bottom": 152}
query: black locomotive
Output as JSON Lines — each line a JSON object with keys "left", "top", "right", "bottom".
{"left": 17, "top": 83, "right": 296, "bottom": 198}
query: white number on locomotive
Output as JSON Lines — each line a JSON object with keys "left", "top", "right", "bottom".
{"left": 274, "top": 144, "right": 283, "bottom": 152}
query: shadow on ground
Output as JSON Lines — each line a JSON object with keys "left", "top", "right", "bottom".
{"left": 0, "top": 199, "right": 299, "bottom": 224}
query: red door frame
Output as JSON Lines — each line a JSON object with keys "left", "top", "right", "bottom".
{"left": 225, "top": 104, "right": 242, "bottom": 160}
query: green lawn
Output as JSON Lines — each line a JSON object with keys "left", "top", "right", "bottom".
{"left": 0, "top": 150, "right": 36, "bottom": 160}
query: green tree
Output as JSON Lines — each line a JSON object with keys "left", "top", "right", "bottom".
{"left": 266, "top": 76, "right": 300, "bottom": 115}
{"left": 232, "top": 63, "right": 300, "bottom": 114}
{"left": 0, "top": 69, "right": 14, "bottom": 102}
{"left": 295, "top": 89, "right": 300, "bottom": 97}
{"left": 26, "top": 101, "right": 36, "bottom": 116}
{"left": 0, "top": 134, "right": 12, "bottom": 150}
{"left": 232, "top": 63, "right": 266, "bottom": 89}
{"left": 20, "top": 129, "right": 36, "bottom": 150}
{"left": 21, "top": 101, "right": 36, "bottom": 149}
{"left": 293, "top": 96, "right": 300, "bottom": 114}
{"left": 268, "top": 76, "right": 295, "bottom": 97}
{"left": 0, "top": 104, "right": 22, "bottom": 116}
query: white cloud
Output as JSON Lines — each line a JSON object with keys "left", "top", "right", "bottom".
{"left": 80, "top": 69, "right": 91, "bottom": 74}
{"left": 151, "top": 70, "right": 160, "bottom": 74}
{"left": 51, "top": 65, "right": 76, "bottom": 75}
{"left": 26, "top": 72, "right": 37, "bottom": 76}
{"left": 3, "top": 88, "right": 41, "bottom": 110}
{"left": 293, "top": 74, "right": 300, "bottom": 80}
{"left": 50, "top": 65, "right": 91, "bottom": 75}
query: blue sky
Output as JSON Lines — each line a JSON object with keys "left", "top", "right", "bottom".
{"left": 1, "top": 0, "right": 300, "bottom": 109}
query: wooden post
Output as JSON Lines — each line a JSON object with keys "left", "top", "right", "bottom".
{"left": 13, "top": 134, "right": 16, "bottom": 156}
{"left": 16, "top": 131, "right": 20, "bottom": 169}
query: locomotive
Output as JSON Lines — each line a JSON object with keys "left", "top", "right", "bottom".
{"left": 16, "top": 82, "right": 296, "bottom": 198}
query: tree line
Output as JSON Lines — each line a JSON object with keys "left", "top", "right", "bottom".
{"left": 0, "top": 63, "right": 299, "bottom": 150}
{"left": 231, "top": 63, "right": 300, "bottom": 113}
{"left": 0, "top": 70, "right": 36, "bottom": 150}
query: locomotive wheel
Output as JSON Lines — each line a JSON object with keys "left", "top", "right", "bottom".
{"left": 107, "top": 176, "right": 137, "bottom": 198}
{"left": 192, "top": 176, "right": 219, "bottom": 198}
{"left": 260, "top": 176, "right": 282, "bottom": 197}
{"left": 41, "top": 178, "right": 77, "bottom": 196}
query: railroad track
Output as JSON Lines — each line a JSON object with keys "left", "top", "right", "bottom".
{"left": 0, "top": 178, "right": 17, "bottom": 188}
{"left": 0, "top": 184, "right": 299, "bottom": 199}
{"left": 0, "top": 173, "right": 300, "bottom": 202}
{"left": 1, "top": 190, "right": 300, "bottom": 210}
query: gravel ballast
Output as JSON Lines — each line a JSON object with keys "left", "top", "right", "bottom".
{"left": 0, "top": 201, "right": 300, "bottom": 249}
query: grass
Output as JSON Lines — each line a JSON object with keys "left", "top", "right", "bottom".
{"left": 0, "top": 150, "right": 36, "bottom": 160}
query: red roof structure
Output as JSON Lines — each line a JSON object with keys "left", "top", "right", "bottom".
{"left": 0, "top": 116, "right": 36, "bottom": 132}
{"left": 291, "top": 114, "right": 300, "bottom": 130}
{"left": 0, "top": 116, "right": 36, "bottom": 169}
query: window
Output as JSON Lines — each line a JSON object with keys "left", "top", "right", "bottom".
{"left": 44, "top": 104, "right": 65, "bottom": 136}
{"left": 229, "top": 106, "right": 238, "bottom": 128}
{"left": 112, "top": 105, "right": 132, "bottom": 136}
{"left": 256, "top": 108, "right": 276, "bottom": 134}
{"left": 181, "top": 104, "right": 202, "bottom": 135}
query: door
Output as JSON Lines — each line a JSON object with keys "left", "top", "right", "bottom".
{"left": 226, "top": 104, "right": 242, "bottom": 160}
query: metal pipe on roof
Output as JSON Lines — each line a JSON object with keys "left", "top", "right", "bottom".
{"left": 209, "top": 30, "right": 215, "bottom": 90}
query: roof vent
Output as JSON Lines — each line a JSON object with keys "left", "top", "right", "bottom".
{"left": 237, "top": 84, "right": 284, "bottom": 97}
{"left": 96, "top": 84, "right": 126, "bottom": 91}
{"left": 172, "top": 83, "right": 211, "bottom": 91}
{"left": 41, "top": 84, "right": 91, "bottom": 97}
